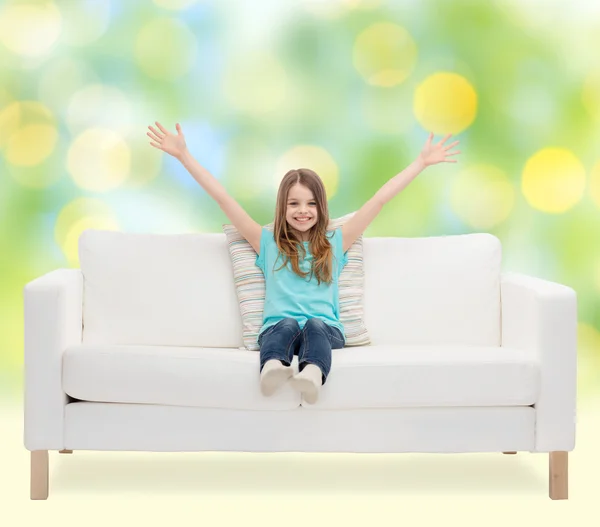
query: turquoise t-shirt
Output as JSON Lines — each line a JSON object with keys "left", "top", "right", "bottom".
{"left": 255, "top": 227, "right": 349, "bottom": 346}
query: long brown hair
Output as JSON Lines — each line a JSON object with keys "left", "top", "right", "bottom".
{"left": 272, "top": 168, "right": 333, "bottom": 285}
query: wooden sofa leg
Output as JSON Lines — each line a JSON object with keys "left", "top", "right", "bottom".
{"left": 549, "top": 451, "right": 568, "bottom": 500}
{"left": 59, "top": 449, "right": 73, "bottom": 454}
{"left": 503, "top": 451, "right": 517, "bottom": 454}
{"left": 31, "top": 450, "right": 49, "bottom": 500}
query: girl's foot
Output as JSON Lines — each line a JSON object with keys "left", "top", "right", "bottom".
{"left": 260, "top": 359, "right": 294, "bottom": 396}
{"left": 289, "top": 364, "right": 322, "bottom": 404}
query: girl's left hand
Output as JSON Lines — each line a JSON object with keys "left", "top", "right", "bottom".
{"left": 419, "top": 132, "right": 461, "bottom": 167}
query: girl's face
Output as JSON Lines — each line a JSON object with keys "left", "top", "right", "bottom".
{"left": 286, "top": 183, "right": 318, "bottom": 239}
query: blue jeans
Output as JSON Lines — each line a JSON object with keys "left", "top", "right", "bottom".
{"left": 258, "top": 317, "right": 345, "bottom": 385}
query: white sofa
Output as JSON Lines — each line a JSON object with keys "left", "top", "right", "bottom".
{"left": 23, "top": 229, "right": 577, "bottom": 500}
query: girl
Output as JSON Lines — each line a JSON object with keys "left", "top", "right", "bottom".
{"left": 147, "top": 121, "right": 460, "bottom": 404}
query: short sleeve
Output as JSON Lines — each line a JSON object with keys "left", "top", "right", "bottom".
{"left": 255, "top": 227, "right": 269, "bottom": 272}
{"left": 332, "top": 227, "right": 348, "bottom": 273}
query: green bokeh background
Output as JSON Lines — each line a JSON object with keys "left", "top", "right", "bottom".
{"left": 1, "top": 0, "right": 599, "bottom": 400}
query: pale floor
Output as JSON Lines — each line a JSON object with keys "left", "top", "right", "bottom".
{"left": 2, "top": 394, "right": 599, "bottom": 527}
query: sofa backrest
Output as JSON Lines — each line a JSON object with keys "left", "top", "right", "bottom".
{"left": 362, "top": 234, "right": 501, "bottom": 347}
{"left": 78, "top": 229, "right": 501, "bottom": 348}
{"left": 79, "top": 230, "right": 245, "bottom": 348}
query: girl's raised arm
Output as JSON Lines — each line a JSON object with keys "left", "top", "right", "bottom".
{"left": 147, "top": 121, "right": 262, "bottom": 254}
{"left": 341, "top": 132, "right": 460, "bottom": 252}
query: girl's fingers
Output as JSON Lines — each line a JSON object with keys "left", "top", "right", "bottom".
{"left": 147, "top": 131, "right": 162, "bottom": 143}
{"left": 439, "top": 133, "right": 452, "bottom": 145}
{"left": 155, "top": 121, "right": 169, "bottom": 135}
{"left": 148, "top": 125, "right": 164, "bottom": 138}
{"left": 444, "top": 140, "right": 460, "bottom": 150}
{"left": 446, "top": 150, "right": 461, "bottom": 156}
{"left": 149, "top": 141, "right": 162, "bottom": 150}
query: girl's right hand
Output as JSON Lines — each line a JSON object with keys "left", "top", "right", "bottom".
{"left": 147, "top": 121, "right": 187, "bottom": 159}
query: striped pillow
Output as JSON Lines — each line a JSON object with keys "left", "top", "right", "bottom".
{"left": 222, "top": 212, "right": 371, "bottom": 350}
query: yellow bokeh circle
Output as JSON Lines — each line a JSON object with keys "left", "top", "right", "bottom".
{"left": 0, "top": 101, "right": 58, "bottom": 177}
{"left": 275, "top": 146, "right": 340, "bottom": 199}
{"left": 521, "top": 148, "right": 586, "bottom": 213}
{"left": 0, "top": 1, "right": 61, "bottom": 57}
{"left": 414, "top": 72, "right": 478, "bottom": 134}
{"left": 353, "top": 23, "right": 417, "bottom": 87}
{"left": 0, "top": 100, "right": 54, "bottom": 148}
{"left": 67, "top": 128, "right": 131, "bottom": 192}
{"left": 6, "top": 124, "right": 57, "bottom": 167}
{"left": 450, "top": 164, "right": 515, "bottom": 230}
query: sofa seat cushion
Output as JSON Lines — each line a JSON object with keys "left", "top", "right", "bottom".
{"left": 62, "top": 345, "right": 300, "bottom": 411}
{"left": 63, "top": 344, "right": 539, "bottom": 411}
{"left": 304, "top": 346, "right": 540, "bottom": 409}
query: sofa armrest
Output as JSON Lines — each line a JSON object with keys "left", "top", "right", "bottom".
{"left": 500, "top": 271, "right": 577, "bottom": 451}
{"left": 23, "top": 268, "right": 83, "bottom": 451}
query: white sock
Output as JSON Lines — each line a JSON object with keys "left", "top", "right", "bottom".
{"left": 289, "top": 364, "right": 322, "bottom": 404}
{"left": 260, "top": 359, "right": 294, "bottom": 396}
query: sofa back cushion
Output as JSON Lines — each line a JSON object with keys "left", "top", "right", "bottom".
{"left": 79, "top": 230, "right": 245, "bottom": 348}
{"left": 362, "top": 233, "right": 502, "bottom": 346}
{"left": 78, "top": 229, "right": 502, "bottom": 348}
